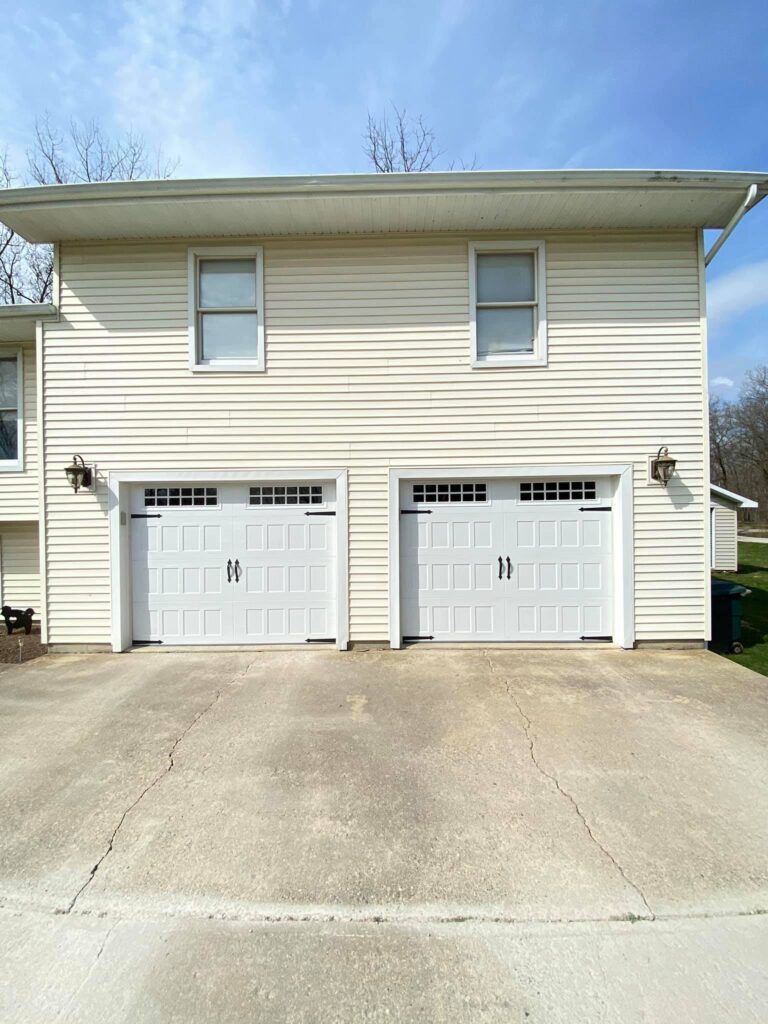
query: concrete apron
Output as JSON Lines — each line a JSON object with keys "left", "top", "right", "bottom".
{"left": 0, "top": 648, "right": 767, "bottom": 1022}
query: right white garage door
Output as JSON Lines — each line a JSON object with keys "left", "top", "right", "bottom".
{"left": 400, "top": 477, "right": 614, "bottom": 642}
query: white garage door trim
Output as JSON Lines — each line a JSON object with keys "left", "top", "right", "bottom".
{"left": 389, "top": 465, "right": 634, "bottom": 650}
{"left": 108, "top": 469, "right": 349, "bottom": 652}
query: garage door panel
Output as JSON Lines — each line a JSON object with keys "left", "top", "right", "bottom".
{"left": 401, "top": 477, "right": 614, "bottom": 643}
{"left": 131, "top": 482, "right": 336, "bottom": 645}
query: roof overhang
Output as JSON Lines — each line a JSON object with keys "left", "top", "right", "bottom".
{"left": 1, "top": 169, "right": 767, "bottom": 243}
{"left": 0, "top": 303, "right": 57, "bottom": 342}
{"left": 710, "top": 483, "right": 759, "bottom": 509}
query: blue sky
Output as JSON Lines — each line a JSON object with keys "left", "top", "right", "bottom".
{"left": 1, "top": 0, "right": 766, "bottom": 393}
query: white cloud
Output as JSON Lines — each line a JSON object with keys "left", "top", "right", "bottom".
{"left": 708, "top": 260, "right": 768, "bottom": 324}
{"left": 103, "top": 0, "right": 286, "bottom": 176}
{"left": 711, "top": 376, "right": 734, "bottom": 388}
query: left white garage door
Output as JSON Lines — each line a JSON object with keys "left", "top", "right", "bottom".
{"left": 130, "top": 482, "right": 336, "bottom": 644}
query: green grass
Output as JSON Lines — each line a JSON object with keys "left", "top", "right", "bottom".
{"left": 713, "top": 542, "right": 768, "bottom": 677}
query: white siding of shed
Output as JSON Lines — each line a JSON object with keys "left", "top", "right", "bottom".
{"left": 41, "top": 231, "right": 707, "bottom": 644}
{"left": 0, "top": 340, "right": 39, "bottom": 520}
{"left": 711, "top": 503, "right": 739, "bottom": 572}
{"left": 0, "top": 522, "right": 40, "bottom": 611}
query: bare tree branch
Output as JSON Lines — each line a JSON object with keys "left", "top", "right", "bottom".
{"left": 2, "top": 116, "right": 177, "bottom": 304}
{"left": 364, "top": 106, "right": 442, "bottom": 173}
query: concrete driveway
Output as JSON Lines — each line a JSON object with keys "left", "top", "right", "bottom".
{"left": 0, "top": 648, "right": 766, "bottom": 1022}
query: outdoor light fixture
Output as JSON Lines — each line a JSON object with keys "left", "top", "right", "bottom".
{"left": 64, "top": 455, "right": 93, "bottom": 493}
{"left": 651, "top": 446, "right": 677, "bottom": 487}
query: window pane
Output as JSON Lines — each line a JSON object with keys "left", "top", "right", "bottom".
{"left": 201, "top": 313, "right": 259, "bottom": 360}
{"left": 0, "top": 411, "right": 18, "bottom": 460}
{"left": 477, "top": 253, "right": 535, "bottom": 303}
{"left": 199, "top": 259, "right": 257, "bottom": 308}
{"left": 0, "top": 357, "right": 18, "bottom": 408}
{"left": 477, "top": 306, "right": 535, "bottom": 358}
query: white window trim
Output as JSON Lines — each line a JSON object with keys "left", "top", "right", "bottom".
{"left": 0, "top": 347, "right": 23, "bottom": 472}
{"left": 468, "top": 240, "right": 547, "bottom": 368}
{"left": 187, "top": 246, "right": 265, "bottom": 372}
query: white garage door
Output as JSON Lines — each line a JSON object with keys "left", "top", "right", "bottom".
{"left": 131, "top": 481, "right": 336, "bottom": 645}
{"left": 400, "top": 477, "right": 613, "bottom": 642}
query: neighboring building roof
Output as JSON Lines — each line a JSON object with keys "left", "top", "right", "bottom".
{"left": 0, "top": 169, "right": 766, "bottom": 243}
{"left": 0, "top": 303, "right": 58, "bottom": 342}
{"left": 710, "top": 483, "right": 759, "bottom": 509}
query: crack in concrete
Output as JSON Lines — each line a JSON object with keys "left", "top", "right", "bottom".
{"left": 63, "top": 657, "right": 259, "bottom": 915}
{"left": 55, "top": 920, "right": 119, "bottom": 1021}
{"left": 484, "top": 651, "right": 656, "bottom": 921}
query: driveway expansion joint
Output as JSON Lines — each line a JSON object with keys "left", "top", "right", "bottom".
{"left": 484, "top": 651, "right": 656, "bottom": 922}
{"left": 62, "top": 656, "right": 259, "bottom": 915}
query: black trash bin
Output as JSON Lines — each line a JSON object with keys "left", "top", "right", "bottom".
{"left": 711, "top": 581, "right": 751, "bottom": 654}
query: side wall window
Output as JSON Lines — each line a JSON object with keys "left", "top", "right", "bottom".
{"left": 469, "top": 241, "right": 547, "bottom": 368}
{"left": 0, "top": 350, "right": 22, "bottom": 471}
{"left": 188, "top": 247, "right": 264, "bottom": 371}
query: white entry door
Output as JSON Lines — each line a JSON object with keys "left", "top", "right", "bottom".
{"left": 130, "top": 481, "right": 336, "bottom": 645}
{"left": 400, "top": 477, "right": 614, "bottom": 642}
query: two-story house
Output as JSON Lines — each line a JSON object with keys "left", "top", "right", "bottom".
{"left": 0, "top": 170, "right": 764, "bottom": 652}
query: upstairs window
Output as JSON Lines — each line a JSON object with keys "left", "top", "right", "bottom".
{"left": 189, "top": 247, "right": 264, "bottom": 371}
{"left": 0, "top": 351, "right": 22, "bottom": 472}
{"left": 469, "top": 241, "right": 547, "bottom": 368}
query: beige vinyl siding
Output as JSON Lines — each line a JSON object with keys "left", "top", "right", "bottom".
{"left": 711, "top": 502, "right": 739, "bottom": 572}
{"left": 0, "top": 522, "right": 40, "bottom": 611}
{"left": 0, "top": 340, "right": 39, "bottom": 520}
{"left": 43, "top": 231, "right": 706, "bottom": 643}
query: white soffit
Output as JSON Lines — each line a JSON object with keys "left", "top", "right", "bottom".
{"left": 0, "top": 170, "right": 767, "bottom": 243}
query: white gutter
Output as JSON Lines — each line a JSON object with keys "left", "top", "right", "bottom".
{"left": 0, "top": 302, "right": 57, "bottom": 320}
{"left": 1, "top": 168, "right": 768, "bottom": 209}
{"left": 705, "top": 183, "right": 760, "bottom": 265}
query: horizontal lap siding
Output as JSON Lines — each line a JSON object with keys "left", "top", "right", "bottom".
{"left": 0, "top": 341, "right": 39, "bottom": 519}
{"left": 44, "top": 233, "right": 705, "bottom": 642}
{"left": 0, "top": 522, "right": 40, "bottom": 611}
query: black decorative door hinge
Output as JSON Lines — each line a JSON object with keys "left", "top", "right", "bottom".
{"left": 305, "top": 511, "right": 336, "bottom": 516}
{"left": 131, "top": 513, "right": 163, "bottom": 519}
{"left": 580, "top": 635, "right": 612, "bottom": 642}
{"left": 401, "top": 509, "right": 432, "bottom": 515}
{"left": 403, "top": 635, "right": 434, "bottom": 641}
{"left": 306, "top": 637, "right": 336, "bottom": 643}
{"left": 133, "top": 639, "right": 164, "bottom": 646}
{"left": 579, "top": 506, "right": 611, "bottom": 512}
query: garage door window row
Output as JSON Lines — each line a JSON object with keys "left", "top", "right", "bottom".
{"left": 520, "top": 480, "right": 596, "bottom": 502}
{"left": 144, "top": 487, "right": 219, "bottom": 507}
{"left": 249, "top": 484, "right": 324, "bottom": 506}
{"left": 413, "top": 482, "right": 487, "bottom": 504}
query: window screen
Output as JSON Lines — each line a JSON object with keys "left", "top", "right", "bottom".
{"left": 475, "top": 251, "right": 536, "bottom": 359}
{"left": 0, "top": 356, "right": 19, "bottom": 462}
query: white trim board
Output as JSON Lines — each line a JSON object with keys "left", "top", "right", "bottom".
{"left": 388, "top": 465, "right": 635, "bottom": 650}
{"left": 108, "top": 468, "right": 349, "bottom": 652}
